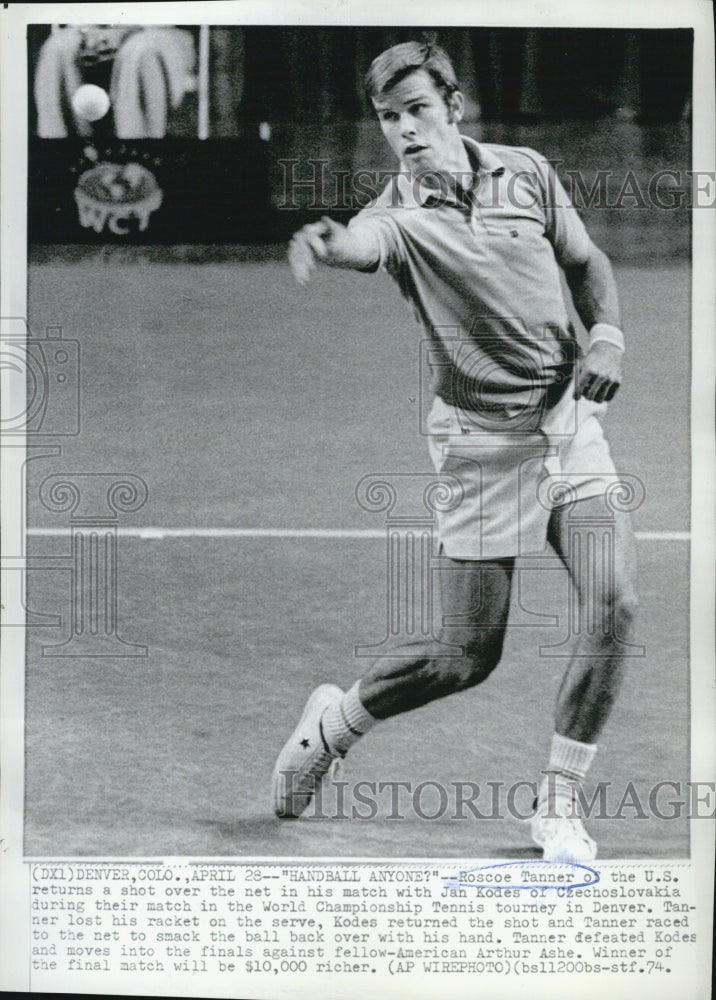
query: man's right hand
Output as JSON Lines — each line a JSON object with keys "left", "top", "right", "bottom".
{"left": 288, "top": 216, "right": 378, "bottom": 284}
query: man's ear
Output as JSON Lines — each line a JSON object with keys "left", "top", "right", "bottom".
{"left": 446, "top": 90, "right": 465, "bottom": 124}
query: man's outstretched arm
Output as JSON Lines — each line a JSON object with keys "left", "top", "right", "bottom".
{"left": 564, "top": 241, "right": 625, "bottom": 404}
{"left": 288, "top": 217, "right": 380, "bottom": 285}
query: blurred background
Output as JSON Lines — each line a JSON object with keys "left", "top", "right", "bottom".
{"left": 29, "top": 25, "right": 693, "bottom": 133}
{"left": 28, "top": 25, "right": 692, "bottom": 258}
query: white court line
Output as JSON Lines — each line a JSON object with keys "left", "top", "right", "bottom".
{"left": 26, "top": 527, "right": 690, "bottom": 541}
{"left": 634, "top": 531, "right": 691, "bottom": 541}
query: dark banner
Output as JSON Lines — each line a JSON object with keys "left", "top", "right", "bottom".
{"left": 28, "top": 137, "right": 272, "bottom": 244}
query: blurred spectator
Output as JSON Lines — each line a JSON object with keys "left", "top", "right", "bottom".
{"left": 35, "top": 25, "right": 196, "bottom": 138}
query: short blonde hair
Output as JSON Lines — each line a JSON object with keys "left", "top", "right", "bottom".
{"left": 365, "top": 38, "right": 459, "bottom": 104}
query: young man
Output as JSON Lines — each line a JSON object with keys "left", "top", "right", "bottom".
{"left": 273, "top": 39, "right": 638, "bottom": 862}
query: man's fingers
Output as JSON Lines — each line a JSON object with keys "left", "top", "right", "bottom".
{"left": 288, "top": 225, "right": 332, "bottom": 284}
{"left": 302, "top": 220, "right": 331, "bottom": 240}
{"left": 578, "top": 341, "right": 624, "bottom": 401}
{"left": 590, "top": 379, "right": 609, "bottom": 403}
{"left": 299, "top": 229, "right": 328, "bottom": 259}
{"left": 288, "top": 236, "right": 318, "bottom": 285}
{"left": 586, "top": 374, "right": 606, "bottom": 401}
{"left": 287, "top": 218, "right": 346, "bottom": 284}
{"left": 580, "top": 375, "right": 620, "bottom": 403}
{"left": 593, "top": 378, "right": 619, "bottom": 403}
{"left": 320, "top": 215, "right": 342, "bottom": 238}
{"left": 574, "top": 369, "right": 594, "bottom": 400}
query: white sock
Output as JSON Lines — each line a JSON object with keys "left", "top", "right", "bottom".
{"left": 321, "top": 683, "right": 377, "bottom": 756}
{"left": 548, "top": 732, "right": 597, "bottom": 781}
{"left": 539, "top": 733, "right": 597, "bottom": 810}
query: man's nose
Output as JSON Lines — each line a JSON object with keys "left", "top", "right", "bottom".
{"left": 399, "top": 114, "right": 416, "bottom": 136}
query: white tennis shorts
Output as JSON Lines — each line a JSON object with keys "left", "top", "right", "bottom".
{"left": 427, "top": 386, "right": 619, "bottom": 559}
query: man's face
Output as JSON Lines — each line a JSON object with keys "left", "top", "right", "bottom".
{"left": 372, "top": 68, "right": 461, "bottom": 175}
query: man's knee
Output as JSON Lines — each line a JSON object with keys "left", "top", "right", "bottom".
{"left": 448, "top": 627, "right": 507, "bottom": 689}
{"left": 595, "top": 576, "right": 639, "bottom": 637}
{"left": 615, "top": 584, "right": 639, "bottom": 633}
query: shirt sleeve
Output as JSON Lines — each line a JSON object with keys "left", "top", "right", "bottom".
{"left": 347, "top": 209, "right": 404, "bottom": 277}
{"left": 531, "top": 155, "right": 592, "bottom": 269}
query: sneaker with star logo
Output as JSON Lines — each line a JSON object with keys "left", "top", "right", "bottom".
{"left": 272, "top": 684, "right": 345, "bottom": 818}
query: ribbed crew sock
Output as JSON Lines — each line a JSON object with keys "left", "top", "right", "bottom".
{"left": 538, "top": 733, "right": 598, "bottom": 816}
{"left": 321, "top": 682, "right": 377, "bottom": 756}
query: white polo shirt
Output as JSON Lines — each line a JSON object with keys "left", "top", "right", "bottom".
{"left": 349, "top": 137, "right": 593, "bottom": 427}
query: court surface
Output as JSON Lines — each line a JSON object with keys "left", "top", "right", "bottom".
{"left": 23, "top": 252, "right": 691, "bottom": 858}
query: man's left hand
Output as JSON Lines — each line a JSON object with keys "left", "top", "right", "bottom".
{"left": 574, "top": 341, "right": 623, "bottom": 403}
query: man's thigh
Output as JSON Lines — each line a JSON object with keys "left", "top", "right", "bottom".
{"left": 360, "top": 557, "right": 515, "bottom": 717}
{"left": 437, "top": 555, "right": 515, "bottom": 650}
{"left": 547, "top": 495, "right": 638, "bottom": 607}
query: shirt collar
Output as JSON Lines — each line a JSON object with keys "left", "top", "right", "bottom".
{"left": 392, "top": 137, "right": 506, "bottom": 209}
{"left": 464, "top": 137, "right": 506, "bottom": 178}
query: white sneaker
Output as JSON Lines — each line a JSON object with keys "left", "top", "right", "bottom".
{"left": 272, "top": 684, "right": 344, "bottom": 818}
{"left": 529, "top": 780, "right": 597, "bottom": 864}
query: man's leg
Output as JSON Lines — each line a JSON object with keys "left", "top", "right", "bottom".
{"left": 358, "top": 556, "right": 514, "bottom": 718}
{"left": 531, "top": 494, "right": 639, "bottom": 859}
{"left": 273, "top": 557, "right": 514, "bottom": 817}
{"left": 548, "top": 495, "right": 639, "bottom": 741}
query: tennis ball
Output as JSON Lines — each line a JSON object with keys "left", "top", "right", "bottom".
{"left": 71, "top": 84, "right": 111, "bottom": 122}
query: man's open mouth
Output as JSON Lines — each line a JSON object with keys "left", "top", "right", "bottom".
{"left": 404, "top": 144, "right": 427, "bottom": 155}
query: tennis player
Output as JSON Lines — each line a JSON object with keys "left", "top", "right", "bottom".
{"left": 273, "top": 39, "right": 638, "bottom": 863}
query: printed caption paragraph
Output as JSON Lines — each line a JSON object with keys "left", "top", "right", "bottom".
{"left": 28, "top": 861, "right": 699, "bottom": 991}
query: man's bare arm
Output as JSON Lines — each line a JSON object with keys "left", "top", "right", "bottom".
{"left": 565, "top": 241, "right": 621, "bottom": 329}
{"left": 288, "top": 217, "right": 380, "bottom": 285}
{"left": 564, "top": 241, "right": 625, "bottom": 403}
